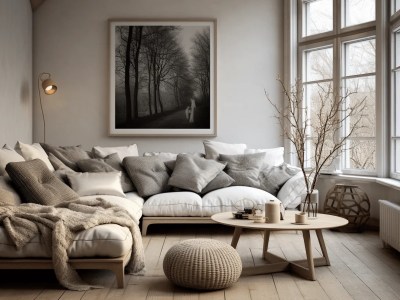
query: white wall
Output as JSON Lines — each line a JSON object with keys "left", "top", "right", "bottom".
{"left": 33, "top": 0, "right": 283, "bottom": 153}
{"left": 0, "top": 0, "right": 32, "bottom": 145}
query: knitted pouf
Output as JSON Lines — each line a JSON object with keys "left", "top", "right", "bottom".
{"left": 163, "top": 238, "right": 242, "bottom": 290}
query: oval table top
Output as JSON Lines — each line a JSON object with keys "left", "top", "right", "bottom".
{"left": 211, "top": 211, "right": 348, "bottom": 231}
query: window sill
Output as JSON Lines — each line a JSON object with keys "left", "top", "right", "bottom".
{"left": 319, "top": 174, "right": 400, "bottom": 191}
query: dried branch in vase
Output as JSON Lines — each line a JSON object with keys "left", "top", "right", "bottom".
{"left": 266, "top": 77, "right": 367, "bottom": 213}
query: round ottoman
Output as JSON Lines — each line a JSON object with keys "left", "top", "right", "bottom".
{"left": 163, "top": 239, "right": 242, "bottom": 290}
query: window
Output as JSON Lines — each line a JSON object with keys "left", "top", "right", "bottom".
{"left": 297, "top": 0, "right": 377, "bottom": 175}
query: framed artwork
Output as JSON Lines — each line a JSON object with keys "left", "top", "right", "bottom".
{"left": 109, "top": 20, "right": 216, "bottom": 136}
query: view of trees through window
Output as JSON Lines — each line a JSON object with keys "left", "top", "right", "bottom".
{"left": 300, "top": 0, "right": 376, "bottom": 173}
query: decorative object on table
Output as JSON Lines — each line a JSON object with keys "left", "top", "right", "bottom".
{"left": 323, "top": 184, "right": 370, "bottom": 232}
{"left": 109, "top": 20, "right": 216, "bottom": 136}
{"left": 265, "top": 199, "right": 280, "bottom": 223}
{"left": 266, "top": 78, "right": 366, "bottom": 218}
{"left": 232, "top": 198, "right": 258, "bottom": 219}
{"left": 294, "top": 212, "right": 308, "bottom": 224}
{"left": 38, "top": 72, "right": 58, "bottom": 143}
{"left": 163, "top": 239, "right": 242, "bottom": 290}
{"left": 307, "top": 189, "right": 319, "bottom": 218}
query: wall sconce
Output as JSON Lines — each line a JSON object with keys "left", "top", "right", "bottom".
{"left": 38, "top": 72, "right": 58, "bottom": 143}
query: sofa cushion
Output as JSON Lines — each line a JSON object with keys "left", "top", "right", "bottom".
{"left": 123, "top": 156, "right": 170, "bottom": 197}
{"left": 245, "top": 147, "right": 284, "bottom": 167}
{"left": 201, "top": 186, "right": 280, "bottom": 217}
{"left": 277, "top": 172, "right": 307, "bottom": 209}
{"left": 67, "top": 172, "right": 125, "bottom": 198}
{"left": 6, "top": 159, "right": 79, "bottom": 205}
{"left": 201, "top": 171, "right": 235, "bottom": 194}
{"left": 15, "top": 142, "right": 54, "bottom": 171}
{"left": 203, "top": 140, "right": 247, "bottom": 160}
{"left": 0, "top": 145, "right": 25, "bottom": 176}
{"left": 76, "top": 154, "right": 135, "bottom": 193}
{"left": 168, "top": 154, "right": 226, "bottom": 193}
{"left": 143, "top": 192, "right": 202, "bottom": 217}
{"left": 0, "top": 176, "right": 22, "bottom": 205}
{"left": 219, "top": 152, "right": 265, "bottom": 188}
{"left": 259, "top": 163, "right": 301, "bottom": 195}
{"left": 93, "top": 144, "right": 139, "bottom": 160}
{"left": 41, "top": 143, "right": 91, "bottom": 171}
{"left": 0, "top": 224, "right": 132, "bottom": 258}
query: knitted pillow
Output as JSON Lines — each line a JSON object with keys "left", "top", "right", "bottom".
{"left": 123, "top": 156, "right": 170, "bottom": 197}
{"left": 6, "top": 159, "right": 79, "bottom": 205}
{"left": 41, "top": 143, "right": 91, "bottom": 171}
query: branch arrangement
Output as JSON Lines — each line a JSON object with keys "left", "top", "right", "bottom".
{"left": 266, "top": 78, "right": 367, "bottom": 212}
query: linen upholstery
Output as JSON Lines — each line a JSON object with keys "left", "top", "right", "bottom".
{"left": 245, "top": 147, "right": 285, "bottom": 167}
{"left": 259, "top": 163, "right": 301, "bottom": 195}
{"left": 67, "top": 172, "right": 125, "bottom": 197}
{"left": 77, "top": 153, "right": 135, "bottom": 192}
{"left": 277, "top": 172, "right": 307, "bottom": 208}
{"left": 15, "top": 141, "right": 54, "bottom": 171}
{"left": 201, "top": 171, "right": 235, "bottom": 194}
{"left": 203, "top": 140, "right": 247, "bottom": 160}
{"left": 6, "top": 159, "right": 79, "bottom": 205}
{"left": 0, "top": 145, "right": 25, "bottom": 176}
{"left": 0, "top": 176, "right": 22, "bottom": 205}
{"left": 41, "top": 143, "right": 91, "bottom": 171}
{"left": 219, "top": 152, "right": 265, "bottom": 188}
{"left": 168, "top": 154, "right": 226, "bottom": 193}
{"left": 123, "top": 156, "right": 170, "bottom": 197}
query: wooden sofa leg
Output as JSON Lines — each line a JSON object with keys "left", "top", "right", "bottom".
{"left": 110, "top": 263, "right": 125, "bottom": 288}
{"left": 142, "top": 220, "right": 149, "bottom": 236}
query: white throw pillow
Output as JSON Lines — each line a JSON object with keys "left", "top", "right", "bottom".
{"left": 15, "top": 141, "right": 54, "bottom": 171}
{"left": 277, "top": 172, "right": 306, "bottom": 208}
{"left": 93, "top": 144, "right": 139, "bottom": 160}
{"left": 203, "top": 140, "right": 247, "bottom": 160}
{"left": 67, "top": 172, "right": 125, "bottom": 197}
{"left": 0, "top": 145, "right": 25, "bottom": 176}
{"left": 245, "top": 147, "right": 284, "bottom": 167}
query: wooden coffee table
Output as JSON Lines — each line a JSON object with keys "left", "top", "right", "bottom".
{"left": 211, "top": 211, "right": 348, "bottom": 280}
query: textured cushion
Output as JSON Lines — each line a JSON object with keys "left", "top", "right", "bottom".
{"left": 15, "top": 142, "right": 54, "bottom": 171}
{"left": 6, "top": 159, "right": 79, "bottom": 205}
{"left": 245, "top": 147, "right": 284, "bottom": 167}
{"left": 201, "top": 171, "right": 235, "bottom": 194}
{"left": 0, "top": 224, "right": 132, "bottom": 258}
{"left": 123, "top": 156, "right": 170, "bottom": 197}
{"left": 277, "top": 172, "right": 307, "bottom": 208}
{"left": 67, "top": 172, "right": 125, "bottom": 197}
{"left": 143, "top": 152, "right": 178, "bottom": 161}
{"left": 0, "top": 176, "right": 22, "bottom": 205}
{"left": 143, "top": 192, "right": 202, "bottom": 217}
{"left": 202, "top": 186, "right": 280, "bottom": 217}
{"left": 41, "top": 143, "right": 91, "bottom": 171}
{"left": 0, "top": 145, "right": 25, "bottom": 176}
{"left": 203, "top": 140, "right": 247, "bottom": 160}
{"left": 77, "top": 153, "right": 135, "bottom": 193}
{"left": 93, "top": 144, "right": 139, "bottom": 160}
{"left": 259, "top": 163, "right": 301, "bottom": 195}
{"left": 168, "top": 154, "right": 226, "bottom": 193}
{"left": 219, "top": 152, "right": 265, "bottom": 188}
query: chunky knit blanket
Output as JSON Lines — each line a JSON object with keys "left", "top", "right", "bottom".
{"left": 0, "top": 198, "right": 145, "bottom": 291}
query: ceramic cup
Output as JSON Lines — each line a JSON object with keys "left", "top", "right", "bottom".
{"left": 295, "top": 212, "right": 307, "bottom": 224}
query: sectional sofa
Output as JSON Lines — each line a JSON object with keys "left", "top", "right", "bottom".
{"left": 0, "top": 140, "right": 306, "bottom": 289}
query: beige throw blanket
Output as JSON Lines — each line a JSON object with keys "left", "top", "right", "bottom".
{"left": 0, "top": 198, "right": 145, "bottom": 291}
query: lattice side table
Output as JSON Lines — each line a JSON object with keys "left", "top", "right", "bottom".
{"left": 323, "top": 184, "right": 370, "bottom": 232}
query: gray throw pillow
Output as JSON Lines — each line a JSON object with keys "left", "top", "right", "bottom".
{"left": 165, "top": 157, "right": 234, "bottom": 194}
{"left": 76, "top": 154, "right": 135, "bottom": 192}
{"left": 41, "top": 143, "right": 91, "bottom": 171}
{"left": 123, "top": 156, "right": 170, "bottom": 197}
{"left": 0, "top": 176, "right": 22, "bottom": 206}
{"left": 259, "top": 163, "right": 301, "bottom": 195}
{"left": 219, "top": 152, "right": 266, "bottom": 188}
{"left": 6, "top": 159, "right": 79, "bottom": 205}
{"left": 168, "top": 154, "right": 226, "bottom": 193}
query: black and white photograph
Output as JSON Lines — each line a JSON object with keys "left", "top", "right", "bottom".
{"left": 109, "top": 20, "right": 216, "bottom": 136}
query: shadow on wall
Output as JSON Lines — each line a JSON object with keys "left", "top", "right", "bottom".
{"left": 20, "top": 80, "right": 30, "bottom": 104}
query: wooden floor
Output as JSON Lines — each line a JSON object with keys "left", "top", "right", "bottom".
{"left": 1, "top": 224, "right": 400, "bottom": 300}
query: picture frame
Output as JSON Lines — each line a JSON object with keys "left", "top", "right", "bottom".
{"left": 109, "top": 20, "right": 217, "bottom": 136}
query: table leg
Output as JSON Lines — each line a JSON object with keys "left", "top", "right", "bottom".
{"left": 316, "top": 229, "right": 330, "bottom": 266}
{"left": 302, "top": 230, "right": 316, "bottom": 280}
{"left": 262, "top": 230, "right": 270, "bottom": 259}
{"left": 231, "top": 227, "right": 242, "bottom": 248}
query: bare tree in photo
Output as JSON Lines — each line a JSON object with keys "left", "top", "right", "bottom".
{"left": 191, "top": 29, "right": 210, "bottom": 103}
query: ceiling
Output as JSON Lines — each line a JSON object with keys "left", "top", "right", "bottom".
{"left": 30, "top": 0, "right": 46, "bottom": 11}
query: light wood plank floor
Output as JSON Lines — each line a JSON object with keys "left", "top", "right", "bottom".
{"left": 1, "top": 224, "right": 400, "bottom": 300}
